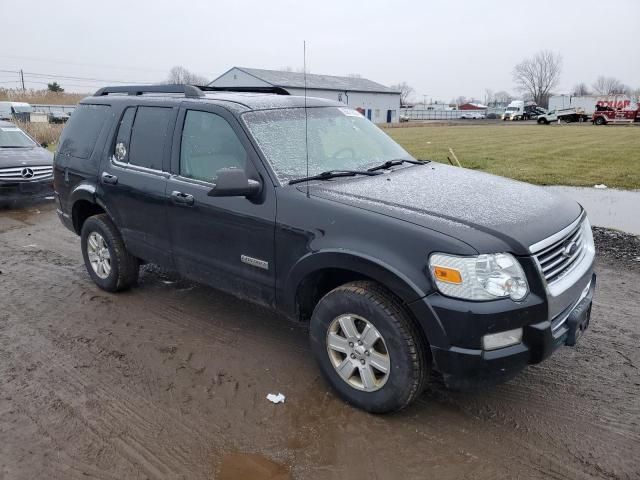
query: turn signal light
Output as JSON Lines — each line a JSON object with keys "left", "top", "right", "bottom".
{"left": 433, "top": 266, "right": 462, "bottom": 284}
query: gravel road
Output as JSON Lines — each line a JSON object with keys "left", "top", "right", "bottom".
{"left": 1, "top": 201, "right": 638, "bottom": 480}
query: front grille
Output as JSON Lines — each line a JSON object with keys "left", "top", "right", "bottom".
{"left": 0, "top": 165, "right": 53, "bottom": 181}
{"left": 534, "top": 221, "right": 585, "bottom": 284}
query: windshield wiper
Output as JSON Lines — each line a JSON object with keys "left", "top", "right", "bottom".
{"left": 366, "top": 159, "right": 427, "bottom": 172}
{"left": 289, "top": 169, "right": 382, "bottom": 185}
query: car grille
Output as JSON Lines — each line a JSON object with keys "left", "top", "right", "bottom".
{"left": 534, "top": 221, "right": 585, "bottom": 284}
{"left": 0, "top": 165, "right": 53, "bottom": 181}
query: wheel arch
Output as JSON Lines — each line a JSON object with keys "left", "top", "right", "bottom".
{"left": 69, "top": 183, "right": 115, "bottom": 234}
{"left": 283, "top": 250, "right": 429, "bottom": 322}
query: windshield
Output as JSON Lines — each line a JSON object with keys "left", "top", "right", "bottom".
{"left": 0, "top": 127, "right": 37, "bottom": 148}
{"left": 506, "top": 107, "right": 518, "bottom": 111}
{"left": 243, "top": 107, "right": 414, "bottom": 183}
{"left": 12, "top": 105, "right": 33, "bottom": 113}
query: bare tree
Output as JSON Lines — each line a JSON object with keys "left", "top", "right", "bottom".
{"left": 571, "top": 82, "right": 591, "bottom": 96}
{"left": 592, "top": 76, "right": 627, "bottom": 95}
{"left": 512, "top": 50, "right": 562, "bottom": 107}
{"left": 167, "top": 66, "right": 209, "bottom": 85}
{"left": 484, "top": 89, "right": 494, "bottom": 105}
{"left": 390, "top": 82, "right": 415, "bottom": 107}
{"left": 493, "top": 90, "right": 513, "bottom": 105}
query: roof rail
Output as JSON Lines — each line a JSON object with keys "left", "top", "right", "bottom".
{"left": 94, "top": 84, "right": 204, "bottom": 98}
{"left": 198, "top": 86, "right": 290, "bottom": 96}
{"left": 93, "top": 84, "right": 291, "bottom": 98}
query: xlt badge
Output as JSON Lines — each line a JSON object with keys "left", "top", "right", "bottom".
{"left": 241, "top": 255, "right": 269, "bottom": 270}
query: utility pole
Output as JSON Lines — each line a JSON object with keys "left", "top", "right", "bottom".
{"left": 20, "top": 69, "right": 25, "bottom": 91}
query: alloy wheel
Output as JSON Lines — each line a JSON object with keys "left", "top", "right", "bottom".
{"left": 326, "top": 314, "right": 390, "bottom": 392}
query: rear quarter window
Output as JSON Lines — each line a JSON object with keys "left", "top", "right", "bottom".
{"left": 58, "top": 104, "right": 111, "bottom": 159}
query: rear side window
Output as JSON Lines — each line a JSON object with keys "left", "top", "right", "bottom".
{"left": 128, "top": 106, "right": 173, "bottom": 170}
{"left": 58, "top": 104, "right": 110, "bottom": 159}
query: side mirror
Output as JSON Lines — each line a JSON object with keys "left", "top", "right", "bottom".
{"left": 208, "top": 168, "right": 262, "bottom": 198}
{"left": 41, "top": 141, "right": 49, "bottom": 148}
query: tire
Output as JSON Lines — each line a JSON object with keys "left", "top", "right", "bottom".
{"left": 309, "top": 281, "right": 429, "bottom": 413}
{"left": 594, "top": 116, "right": 606, "bottom": 125}
{"left": 81, "top": 214, "right": 139, "bottom": 292}
{"left": 537, "top": 118, "right": 546, "bottom": 125}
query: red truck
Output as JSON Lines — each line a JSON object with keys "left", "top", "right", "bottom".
{"left": 592, "top": 104, "right": 639, "bottom": 125}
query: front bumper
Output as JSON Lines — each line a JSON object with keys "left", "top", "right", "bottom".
{"left": 0, "top": 178, "right": 54, "bottom": 201}
{"left": 417, "top": 273, "right": 596, "bottom": 389}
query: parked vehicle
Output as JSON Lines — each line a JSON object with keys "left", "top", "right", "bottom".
{"left": 47, "top": 109, "right": 70, "bottom": 124}
{"left": 592, "top": 105, "right": 638, "bottom": 125}
{"left": 53, "top": 85, "right": 596, "bottom": 413}
{"left": 502, "top": 101, "right": 545, "bottom": 121}
{"left": 460, "top": 111, "right": 486, "bottom": 119}
{"left": 549, "top": 94, "right": 640, "bottom": 117}
{"left": 0, "top": 101, "right": 33, "bottom": 123}
{"left": 537, "top": 107, "right": 590, "bottom": 124}
{"left": 0, "top": 121, "right": 54, "bottom": 201}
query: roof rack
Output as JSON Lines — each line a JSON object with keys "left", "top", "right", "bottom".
{"left": 93, "top": 84, "right": 290, "bottom": 98}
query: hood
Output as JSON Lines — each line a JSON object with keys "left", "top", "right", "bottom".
{"left": 0, "top": 146, "right": 53, "bottom": 168}
{"left": 308, "top": 163, "right": 582, "bottom": 254}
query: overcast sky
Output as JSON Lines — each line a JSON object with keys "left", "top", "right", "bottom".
{"left": 2, "top": 0, "right": 638, "bottom": 101}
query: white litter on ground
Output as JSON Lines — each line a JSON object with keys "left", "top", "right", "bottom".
{"left": 266, "top": 393, "right": 286, "bottom": 404}
{"left": 594, "top": 184, "right": 608, "bottom": 189}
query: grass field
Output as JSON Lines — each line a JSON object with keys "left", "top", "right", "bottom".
{"left": 385, "top": 124, "right": 640, "bottom": 189}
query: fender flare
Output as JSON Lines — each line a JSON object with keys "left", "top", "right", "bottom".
{"left": 282, "top": 250, "right": 448, "bottom": 346}
{"left": 282, "top": 250, "right": 426, "bottom": 313}
{"left": 69, "top": 182, "right": 118, "bottom": 233}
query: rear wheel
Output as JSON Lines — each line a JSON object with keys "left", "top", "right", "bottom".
{"left": 81, "top": 214, "right": 139, "bottom": 292}
{"left": 594, "top": 116, "right": 606, "bottom": 125}
{"left": 309, "top": 281, "right": 429, "bottom": 413}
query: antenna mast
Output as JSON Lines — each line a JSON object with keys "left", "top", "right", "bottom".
{"left": 304, "top": 41, "right": 310, "bottom": 198}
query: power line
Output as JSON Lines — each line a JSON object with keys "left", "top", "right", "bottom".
{"left": 0, "top": 69, "right": 148, "bottom": 84}
{"left": 0, "top": 54, "right": 169, "bottom": 74}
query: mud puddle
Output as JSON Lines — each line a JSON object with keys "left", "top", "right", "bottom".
{"left": 546, "top": 186, "right": 640, "bottom": 235}
{"left": 218, "top": 453, "right": 291, "bottom": 480}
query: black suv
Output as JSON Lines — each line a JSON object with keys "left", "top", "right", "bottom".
{"left": 54, "top": 85, "right": 596, "bottom": 413}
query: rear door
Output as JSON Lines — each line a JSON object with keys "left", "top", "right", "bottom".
{"left": 98, "top": 104, "right": 177, "bottom": 266}
{"left": 166, "top": 104, "right": 276, "bottom": 307}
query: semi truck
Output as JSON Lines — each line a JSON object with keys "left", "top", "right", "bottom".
{"left": 549, "top": 94, "right": 639, "bottom": 116}
{"left": 501, "top": 100, "right": 545, "bottom": 121}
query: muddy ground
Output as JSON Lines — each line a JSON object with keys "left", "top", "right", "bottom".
{"left": 1, "top": 201, "right": 639, "bottom": 480}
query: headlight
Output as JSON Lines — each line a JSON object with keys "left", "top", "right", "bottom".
{"left": 429, "top": 253, "right": 529, "bottom": 301}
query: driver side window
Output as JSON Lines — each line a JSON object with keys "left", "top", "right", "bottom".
{"left": 180, "top": 110, "right": 247, "bottom": 182}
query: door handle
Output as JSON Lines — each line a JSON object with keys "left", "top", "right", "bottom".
{"left": 101, "top": 172, "right": 118, "bottom": 185}
{"left": 171, "top": 191, "right": 195, "bottom": 206}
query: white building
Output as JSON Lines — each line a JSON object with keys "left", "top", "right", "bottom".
{"left": 209, "top": 67, "right": 401, "bottom": 123}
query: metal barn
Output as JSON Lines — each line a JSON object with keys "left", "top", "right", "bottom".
{"left": 209, "top": 67, "right": 401, "bottom": 123}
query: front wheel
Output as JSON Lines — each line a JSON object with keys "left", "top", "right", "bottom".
{"left": 309, "top": 281, "right": 429, "bottom": 413}
{"left": 594, "top": 116, "right": 606, "bottom": 125}
{"left": 81, "top": 214, "right": 139, "bottom": 292}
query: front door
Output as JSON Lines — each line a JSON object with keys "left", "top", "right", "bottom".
{"left": 166, "top": 105, "right": 276, "bottom": 307}
{"left": 99, "top": 104, "right": 176, "bottom": 266}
